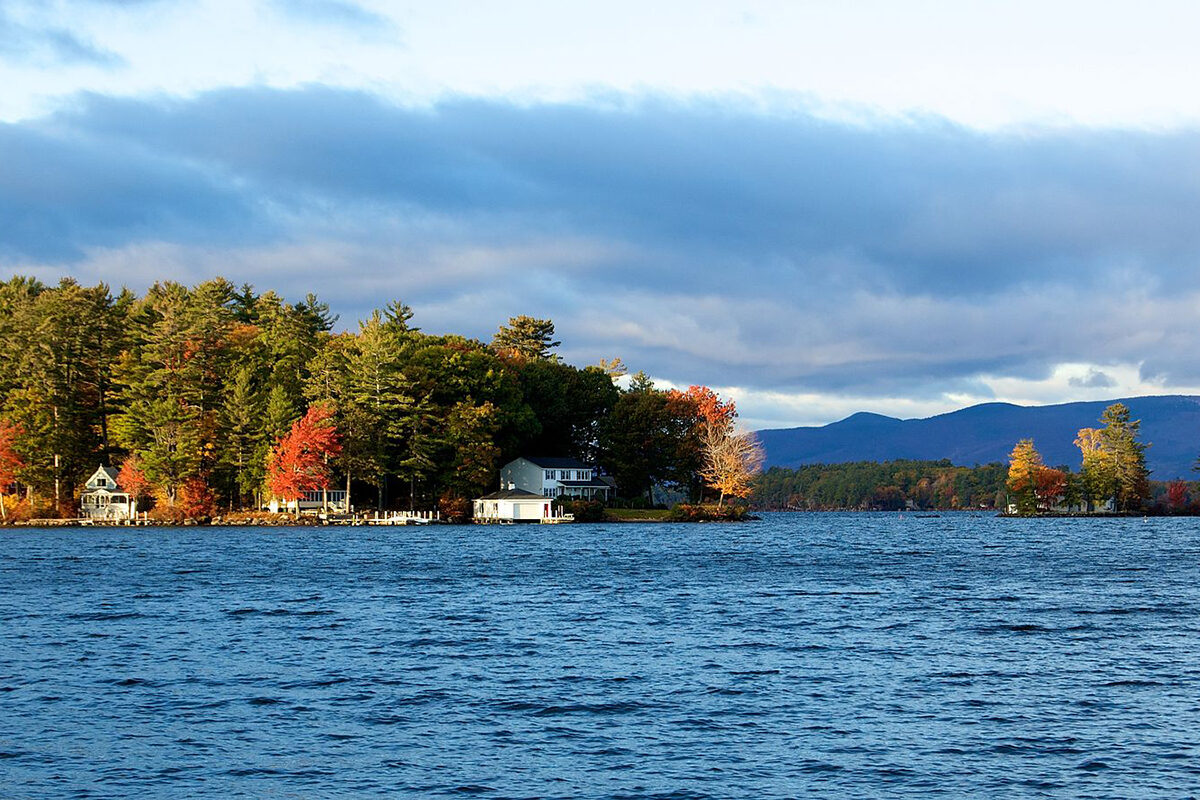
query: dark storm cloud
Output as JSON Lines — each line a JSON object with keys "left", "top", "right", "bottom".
{"left": 0, "top": 121, "right": 266, "bottom": 261}
{"left": 6, "top": 86, "right": 1200, "bottom": 394}
{"left": 53, "top": 89, "right": 1200, "bottom": 292}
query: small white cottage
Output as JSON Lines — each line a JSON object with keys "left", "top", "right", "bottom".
{"left": 267, "top": 489, "right": 350, "bottom": 514}
{"left": 79, "top": 465, "right": 133, "bottom": 521}
{"left": 472, "top": 488, "right": 553, "bottom": 523}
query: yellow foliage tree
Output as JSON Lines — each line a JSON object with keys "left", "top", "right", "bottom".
{"left": 699, "top": 422, "right": 765, "bottom": 507}
{"left": 1006, "top": 438, "right": 1044, "bottom": 514}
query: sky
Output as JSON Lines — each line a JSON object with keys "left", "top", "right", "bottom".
{"left": 4, "top": 0, "right": 1200, "bottom": 430}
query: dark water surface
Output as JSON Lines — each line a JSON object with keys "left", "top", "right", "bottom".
{"left": 3, "top": 513, "right": 1200, "bottom": 798}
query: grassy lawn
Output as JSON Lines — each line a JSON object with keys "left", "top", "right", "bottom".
{"left": 605, "top": 508, "right": 673, "bottom": 521}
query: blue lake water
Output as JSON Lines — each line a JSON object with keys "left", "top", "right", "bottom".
{"left": 3, "top": 513, "right": 1200, "bottom": 798}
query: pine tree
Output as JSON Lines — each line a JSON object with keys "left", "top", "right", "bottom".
{"left": 491, "top": 316, "right": 560, "bottom": 360}
{"left": 221, "top": 365, "right": 266, "bottom": 507}
{"left": 1099, "top": 403, "right": 1150, "bottom": 511}
{"left": 344, "top": 311, "right": 414, "bottom": 508}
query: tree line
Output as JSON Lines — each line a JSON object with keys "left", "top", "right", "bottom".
{"left": 0, "top": 276, "right": 762, "bottom": 520}
{"left": 753, "top": 459, "right": 1009, "bottom": 511}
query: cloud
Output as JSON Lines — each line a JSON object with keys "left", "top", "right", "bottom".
{"left": 269, "top": 0, "right": 397, "bottom": 37}
{"left": 0, "top": 119, "right": 267, "bottom": 261}
{"left": 1069, "top": 367, "right": 1117, "bottom": 389}
{"left": 0, "top": 10, "right": 124, "bottom": 67}
{"left": 7, "top": 86, "right": 1200, "bottom": 414}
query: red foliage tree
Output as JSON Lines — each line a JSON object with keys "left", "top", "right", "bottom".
{"left": 0, "top": 420, "right": 24, "bottom": 521}
{"left": 1167, "top": 480, "right": 1189, "bottom": 510}
{"left": 117, "top": 455, "right": 151, "bottom": 502}
{"left": 1033, "top": 467, "right": 1068, "bottom": 512}
{"left": 266, "top": 404, "right": 342, "bottom": 505}
{"left": 179, "top": 477, "right": 217, "bottom": 519}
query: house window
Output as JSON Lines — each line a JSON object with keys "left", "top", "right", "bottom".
{"left": 97, "top": 478, "right": 107, "bottom": 487}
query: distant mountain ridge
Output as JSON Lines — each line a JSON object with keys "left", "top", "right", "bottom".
{"left": 757, "top": 395, "right": 1200, "bottom": 480}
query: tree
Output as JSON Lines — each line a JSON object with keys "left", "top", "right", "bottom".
{"left": 344, "top": 311, "right": 414, "bottom": 508}
{"left": 594, "top": 357, "right": 627, "bottom": 381}
{"left": 491, "top": 316, "right": 560, "bottom": 360}
{"left": 1033, "top": 467, "right": 1068, "bottom": 512}
{"left": 220, "top": 366, "right": 266, "bottom": 507}
{"left": 1007, "top": 438, "right": 1044, "bottom": 514}
{"left": 266, "top": 404, "right": 342, "bottom": 508}
{"left": 671, "top": 385, "right": 737, "bottom": 432}
{"left": 600, "top": 387, "right": 700, "bottom": 501}
{"left": 0, "top": 420, "right": 24, "bottom": 520}
{"left": 1099, "top": 403, "right": 1150, "bottom": 511}
{"left": 680, "top": 386, "right": 760, "bottom": 506}
{"left": 1076, "top": 404, "right": 1150, "bottom": 512}
{"left": 382, "top": 300, "right": 418, "bottom": 334}
{"left": 1167, "top": 480, "right": 1189, "bottom": 511}
{"left": 117, "top": 454, "right": 151, "bottom": 518}
{"left": 698, "top": 423, "right": 765, "bottom": 506}
{"left": 440, "top": 401, "right": 501, "bottom": 500}
{"left": 134, "top": 396, "right": 203, "bottom": 506}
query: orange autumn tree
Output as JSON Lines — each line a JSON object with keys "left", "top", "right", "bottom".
{"left": 266, "top": 404, "right": 342, "bottom": 510}
{"left": 0, "top": 420, "right": 24, "bottom": 521}
{"left": 1007, "top": 438, "right": 1067, "bottom": 514}
{"left": 671, "top": 385, "right": 737, "bottom": 433}
{"left": 117, "top": 454, "right": 152, "bottom": 518}
{"left": 671, "top": 386, "right": 764, "bottom": 506}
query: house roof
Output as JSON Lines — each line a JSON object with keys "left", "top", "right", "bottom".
{"left": 513, "top": 456, "right": 591, "bottom": 470}
{"left": 477, "top": 489, "right": 548, "bottom": 501}
{"left": 84, "top": 465, "right": 120, "bottom": 490}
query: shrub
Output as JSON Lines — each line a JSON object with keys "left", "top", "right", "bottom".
{"left": 439, "top": 494, "right": 472, "bottom": 523}
{"left": 667, "top": 503, "right": 751, "bottom": 522}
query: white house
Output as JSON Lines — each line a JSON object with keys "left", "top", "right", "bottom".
{"left": 499, "top": 457, "right": 614, "bottom": 500}
{"left": 472, "top": 488, "right": 553, "bottom": 523}
{"left": 267, "top": 488, "right": 350, "bottom": 514}
{"left": 79, "top": 465, "right": 134, "bottom": 520}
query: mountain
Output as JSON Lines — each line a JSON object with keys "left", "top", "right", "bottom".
{"left": 757, "top": 395, "right": 1200, "bottom": 480}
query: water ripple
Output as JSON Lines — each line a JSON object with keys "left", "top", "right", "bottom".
{"left": 2, "top": 514, "right": 1200, "bottom": 798}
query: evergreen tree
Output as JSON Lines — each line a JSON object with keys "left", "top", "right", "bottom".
{"left": 491, "top": 315, "right": 560, "bottom": 360}
{"left": 344, "top": 310, "right": 414, "bottom": 508}
{"left": 220, "top": 365, "right": 266, "bottom": 507}
{"left": 1099, "top": 403, "right": 1150, "bottom": 511}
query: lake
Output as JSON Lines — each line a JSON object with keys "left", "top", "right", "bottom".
{"left": 2, "top": 513, "right": 1200, "bottom": 798}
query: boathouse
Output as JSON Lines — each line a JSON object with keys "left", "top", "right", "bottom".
{"left": 472, "top": 488, "right": 553, "bottom": 523}
{"left": 267, "top": 489, "right": 350, "bottom": 514}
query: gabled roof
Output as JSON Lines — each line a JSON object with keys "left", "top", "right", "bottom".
{"left": 84, "top": 465, "right": 120, "bottom": 491}
{"left": 512, "top": 456, "right": 591, "bottom": 470}
{"left": 477, "top": 488, "right": 548, "bottom": 501}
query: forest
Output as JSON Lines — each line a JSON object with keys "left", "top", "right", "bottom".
{"left": 752, "top": 460, "right": 1010, "bottom": 511}
{"left": 0, "top": 276, "right": 752, "bottom": 520}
